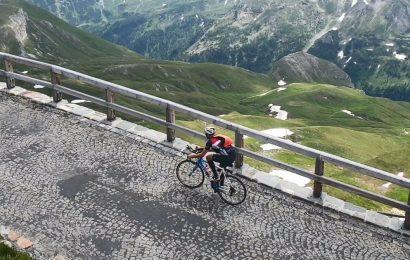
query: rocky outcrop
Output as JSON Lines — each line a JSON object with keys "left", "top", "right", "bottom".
{"left": 270, "top": 52, "right": 353, "bottom": 87}
{"left": 8, "top": 9, "right": 28, "bottom": 46}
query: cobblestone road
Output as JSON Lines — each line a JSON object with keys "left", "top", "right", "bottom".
{"left": 0, "top": 93, "right": 409, "bottom": 259}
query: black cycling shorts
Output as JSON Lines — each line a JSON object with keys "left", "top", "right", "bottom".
{"left": 212, "top": 147, "right": 236, "bottom": 168}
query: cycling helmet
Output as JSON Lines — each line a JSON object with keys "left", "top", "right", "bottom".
{"left": 205, "top": 126, "right": 216, "bottom": 137}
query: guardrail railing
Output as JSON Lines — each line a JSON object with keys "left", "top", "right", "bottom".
{"left": 1, "top": 52, "right": 409, "bottom": 229}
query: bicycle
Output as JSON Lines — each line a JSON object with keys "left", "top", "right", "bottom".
{"left": 176, "top": 146, "right": 247, "bottom": 205}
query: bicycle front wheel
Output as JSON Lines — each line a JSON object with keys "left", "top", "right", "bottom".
{"left": 218, "top": 174, "right": 247, "bottom": 205}
{"left": 176, "top": 160, "right": 205, "bottom": 189}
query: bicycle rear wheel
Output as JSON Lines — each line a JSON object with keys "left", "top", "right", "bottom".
{"left": 176, "top": 160, "right": 205, "bottom": 189}
{"left": 218, "top": 174, "right": 247, "bottom": 205}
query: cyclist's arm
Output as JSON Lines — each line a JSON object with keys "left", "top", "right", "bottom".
{"left": 188, "top": 140, "right": 211, "bottom": 159}
{"left": 189, "top": 148, "right": 209, "bottom": 159}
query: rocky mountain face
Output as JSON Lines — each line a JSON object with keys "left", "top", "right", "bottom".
{"left": 26, "top": 0, "right": 409, "bottom": 100}
{"left": 307, "top": 0, "right": 410, "bottom": 101}
{"left": 27, "top": 0, "right": 334, "bottom": 72}
{"left": 0, "top": 0, "right": 279, "bottom": 115}
{"left": 271, "top": 52, "right": 353, "bottom": 87}
{"left": 0, "top": 0, "right": 141, "bottom": 66}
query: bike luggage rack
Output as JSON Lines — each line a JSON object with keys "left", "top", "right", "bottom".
{"left": 0, "top": 52, "right": 409, "bottom": 229}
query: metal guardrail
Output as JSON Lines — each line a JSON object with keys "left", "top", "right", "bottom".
{"left": 0, "top": 52, "right": 409, "bottom": 229}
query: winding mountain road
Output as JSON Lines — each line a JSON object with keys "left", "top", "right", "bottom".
{"left": 0, "top": 93, "right": 409, "bottom": 259}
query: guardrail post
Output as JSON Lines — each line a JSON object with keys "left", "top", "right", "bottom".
{"left": 235, "top": 131, "right": 244, "bottom": 168}
{"left": 313, "top": 157, "right": 324, "bottom": 198}
{"left": 4, "top": 58, "right": 15, "bottom": 89}
{"left": 50, "top": 71, "right": 62, "bottom": 102}
{"left": 404, "top": 190, "right": 410, "bottom": 230}
{"left": 166, "top": 104, "right": 175, "bottom": 142}
{"left": 105, "top": 89, "right": 116, "bottom": 121}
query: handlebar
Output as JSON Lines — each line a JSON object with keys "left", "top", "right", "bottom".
{"left": 186, "top": 145, "right": 203, "bottom": 154}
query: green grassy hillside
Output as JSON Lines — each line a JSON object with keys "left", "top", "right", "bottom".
{"left": 178, "top": 83, "right": 410, "bottom": 212}
{"left": 0, "top": 0, "right": 276, "bottom": 115}
{"left": 242, "top": 83, "right": 410, "bottom": 128}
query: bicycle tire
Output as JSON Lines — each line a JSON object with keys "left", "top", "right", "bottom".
{"left": 176, "top": 160, "right": 205, "bottom": 189}
{"left": 218, "top": 174, "right": 247, "bottom": 205}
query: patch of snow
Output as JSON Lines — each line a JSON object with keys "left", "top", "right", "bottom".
{"left": 260, "top": 143, "right": 282, "bottom": 151}
{"left": 98, "top": 0, "right": 105, "bottom": 9}
{"left": 162, "top": 3, "right": 167, "bottom": 7}
{"left": 351, "top": 0, "right": 358, "bottom": 7}
{"left": 393, "top": 52, "right": 407, "bottom": 61}
{"left": 71, "top": 100, "right": 91, "bottom": 104}
{"left": 199, "top": 21, "right": 205, "bottom": 27}
{"left": 345, "top": 57, "right": 352, "bottom": 64}
{"left": 337, "top": 50, "right": 344, "bottom": 59}
{"left": 180, "top": 15, "right": 184, "bottom": 21}
{"left": 377, "top": 64, "right": 381, "bottom": 69}
{"left": 33, "top": 84, "right": 45, "bottom": 89}
{"left": 276, "top": 110, "right": 288, "bottom": 120}
{"left": 261, "top": 128, "right": 293, "bottom": 138}
{"left": 331, "top": 27, "right": 338, "bottom": 31}
{"left": 245, "top": 127, "right": 293, "bottom": 141}
{"left": 195, "top": 14, "right": 199, "bottom": 19}
{"left": 277, "top": 80, "right": 287, "bottom": 86}
{"left": 338, "top": 13, "right": 346, "bottom": 22}
{"left": 382, "top": 172, "right": 404, "bottom": 189}
{"left": 277, "top": 87, "right": 286, "bottom": 92}
{"left": 342, "top": 109, "right": 364, "bottom": 120}
{"left": 353, "top": 61, "right": 357, "bottom": 64}
{"left": 366, "top": 48, "right": 374, "bottom": 51}
{"left": 385, "top": 43, "right": 394, "bottom": 47}
{"left": 363, "top": 0, "right": 369, "bottom": 5}
{"left": 342, "top": 109, "right": 355, "bottom": 116}
{"left": 268, "top": 105, "right": 288, "bottom": 120}
{"left": 21, "top": 71, "right": 28, "bottom": 74}
{"left": 269, "top": 170, "right": 311, "bottom": 187}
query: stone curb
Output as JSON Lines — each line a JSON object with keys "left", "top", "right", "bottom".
{"left": 0, "top": 82, "right": 408, "bottom": 236}
{"left": 1, "top": 224, "right": 68, "bottom": 259}
{"left": 1, "top": 225, "right": 34, "bottom": 256}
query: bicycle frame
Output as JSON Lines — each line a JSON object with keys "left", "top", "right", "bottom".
{"left": 190, "top": 157, "right": 228, "bottom": 180}
{"left": 191, "top": 157, "right": 210, "bottom": 177}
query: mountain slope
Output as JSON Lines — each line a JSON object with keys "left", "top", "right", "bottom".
{"left": 27, "top": 0, "right": 409, "bottom": 101}
{"left": 270, "top": 51, "right": 352, "bottom": 87}
{"left": 0, "top": 0, "right": 142, "bottom": 66}
{"left": 0, "top": 0, "right": 276, "bottom": 115}
{"left": 27, "top": 0, "right": 334, "bottom": 72}
{"left": 308, "top": 0, "right": 410, "bottom": 101}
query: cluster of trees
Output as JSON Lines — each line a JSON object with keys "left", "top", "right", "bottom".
{"left": 363, "top": 59, "right": 410, "bottom": 101}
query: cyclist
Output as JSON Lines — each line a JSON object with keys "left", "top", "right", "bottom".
{"left": 188, "top": 126, "right": 236, "bottom": 190}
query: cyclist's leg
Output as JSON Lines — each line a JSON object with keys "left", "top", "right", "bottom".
{"left": 205, "top": 153, "right": 218, "bottom": 179}
{"left": 213, "top": 154, "right": 229, "bottom": 180}
{"left": 217, "top": 149, "right": 236, "bottom": 186}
